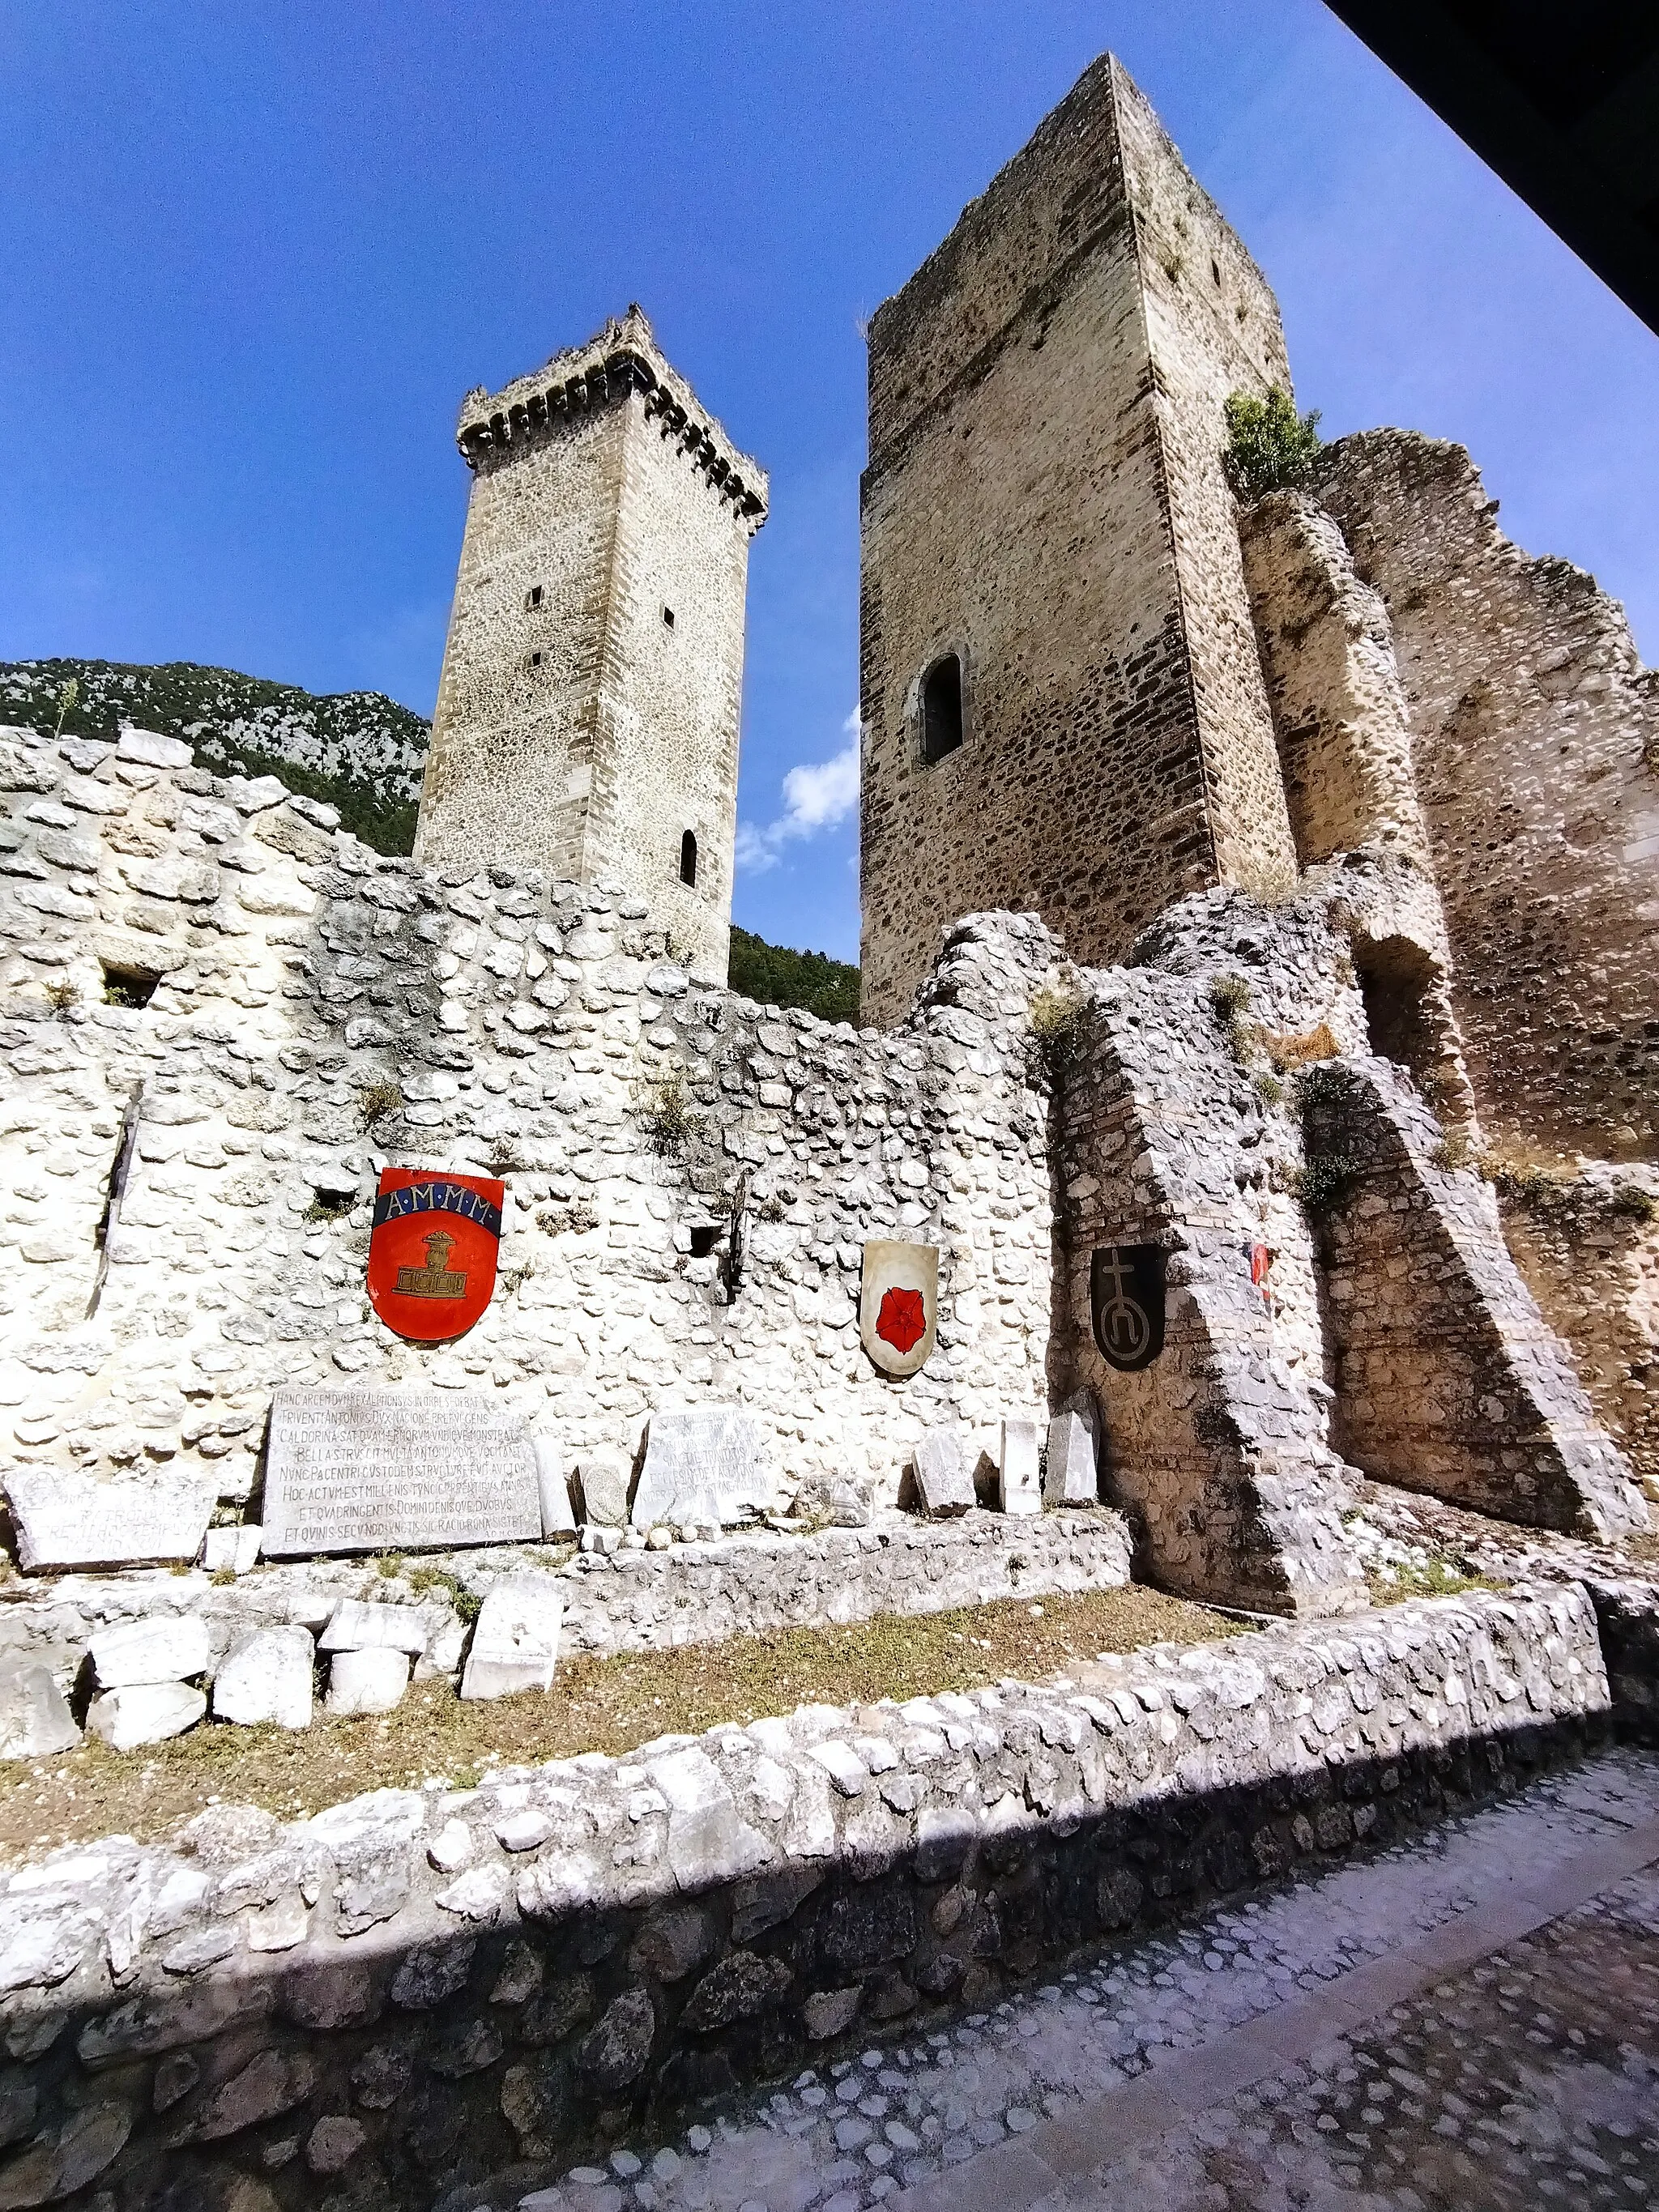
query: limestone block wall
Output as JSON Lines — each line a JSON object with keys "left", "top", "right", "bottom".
{"left": 1311, "top": 428, "right": 1659, "bottom": 1160}
{"left": 1050, "top": 861, "right": 1643, "bottom": 1608}
{"left": 1111, "top": 67, "right": 1299, "bottom": 910}
{"left": 0, "top": 1588, "right": 1609, "bottom": 2205}
{"left": 416, "top": 310, "right": 766, "bottom": 982}
{"left": 859, "top": 55, "right": 1295, "bottom": 1027}
{"left": 0, "top": 724, "right": 1055, "bottom": 1544}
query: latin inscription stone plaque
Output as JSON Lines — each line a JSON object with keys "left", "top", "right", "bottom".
{"left": 629, "top": 1406, "right": 775, "bottom": 1531}
{"left": 263, "top": 1387, "right": 540, "bottom": 1558}
{"left": 6, "top": 1468, "right": 215, "bottom": 1573}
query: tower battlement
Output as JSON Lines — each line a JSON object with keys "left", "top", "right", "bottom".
{"left": 454, "top": 305, "right": 768, "bottom": 529}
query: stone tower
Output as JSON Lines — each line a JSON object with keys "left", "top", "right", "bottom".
{"left": 416, "top": 308, "right": 768, "bottom": 979}
{"left": 859, "top": 55, "right": 1301, "bottom": 1022}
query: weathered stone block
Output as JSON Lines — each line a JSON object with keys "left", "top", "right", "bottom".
{"left": 911, "top": 1427, "right": 975, "bottom": 1518}
{"left": 460, "top": 1575, "right": 562, "bottom": 1700}
{"left": 87, "top": 1682, "right": 205, "bottom": 1750}
{"left": 6, "top": 1468, "right": 213, "bottom": 1572}
{"left": 577, "top": 1454, "right": 631, "bottom": 1528}
{"left": 319, "top": 1600, "right": 431, "bottom": 1655}
{"left": 212, "top": 1626, "right": 313, "bottom": 1730}
{"left": 90, "top": 1614, "right": 211, "bottom": 1690}
{"left": 0, "top": 1663, "right": 79, "bottom": 1759}
{"left": 1044, "top": 1409, "right": 1098, "bottom": 1507}
{"left": 262, "top": 1386, "right": 541, "bottom": 1557}
{"left": 327, "top": 1648, "right": 411, "bottom": 1716}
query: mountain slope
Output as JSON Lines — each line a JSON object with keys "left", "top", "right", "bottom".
{"left": 0, "top": 657, "right": 428, "bottom": 854}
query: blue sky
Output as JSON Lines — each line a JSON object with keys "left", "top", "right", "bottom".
{"left": 3, "top": 2, "right": 1655, "bottom": 964}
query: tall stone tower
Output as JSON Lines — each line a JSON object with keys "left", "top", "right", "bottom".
{"left": 416, "top": 308, "right": 767, "bottom": 979}
{"left": 859, "top": 56, "right": 1300, "bottom": 1022}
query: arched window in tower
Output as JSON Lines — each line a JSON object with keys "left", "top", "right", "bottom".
{"left": 680, "top": 829, "right": 698, "bottom": 888}
{"left": 921, "top": 653, "right": 964, "bottom": 764}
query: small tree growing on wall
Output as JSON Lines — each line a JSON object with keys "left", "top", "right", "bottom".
{"left": 1222, "top": 387, "right": 1323, "bottom": 503}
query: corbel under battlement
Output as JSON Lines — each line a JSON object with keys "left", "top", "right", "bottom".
{"left": 454, "top": 305, "right": 768, "bottom": 530}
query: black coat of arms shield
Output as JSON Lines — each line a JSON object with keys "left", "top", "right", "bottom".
{"left": 1090, "top": 1245, "right": 1166, "bottom": 1372}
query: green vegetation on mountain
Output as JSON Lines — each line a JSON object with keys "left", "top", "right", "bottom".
{"left": 0, "top": 657, "right": 428, "bottom": 855}
{"left": 4, "top": 655, "right": 861, "bottom": 1018}
{"left": 728, "top": 924, "right": 860, "bottom": 1024}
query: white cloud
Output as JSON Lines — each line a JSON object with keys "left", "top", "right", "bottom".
{"left": 736, "top": 710, "right": 861, "bottom": 873}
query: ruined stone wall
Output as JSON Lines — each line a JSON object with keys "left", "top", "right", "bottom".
{"left": 1312, "top": 429, "right": 1659, "bottom": 1161}
{"left": 1049, "top": 862, "right": 1644, "bottom": 1608}
{"left": 0, "top": 1588, "right": 1608, "bottom": 2206}
{"left": 1239, "top": 491, "right": 1433, "bottom": 874}
{"left": 1492, "top": 1173, "right": 1659, "bottom": 1498}
{"left": 416, "top": 312, "right": 766, "bottom": 981}
{"left": 859, "top": 56, "right": 1295, "bottom": 1028}
{"left": 1307, "top": 1060, "right": 1645, "bottom": 1544}
{"left": 0, "top": 724, "right": 1053, "bottom": 1541}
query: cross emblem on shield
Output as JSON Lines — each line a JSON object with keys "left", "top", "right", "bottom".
{"left": 1090, "top": 1245, "right": 1166, "bottom": 1372}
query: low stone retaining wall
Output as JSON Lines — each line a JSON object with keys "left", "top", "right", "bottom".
{"left": 0, "top": 1586, "right": 1608, "bottom": 2208}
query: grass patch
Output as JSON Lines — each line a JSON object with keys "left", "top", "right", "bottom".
{"left": 0, "top": 1585, "right": 1247, "bottom": 1860}
{"left": 1364, "top": 1561, "right": 1503, "bottom": 1605}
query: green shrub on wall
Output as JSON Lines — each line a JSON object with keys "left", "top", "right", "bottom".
{"left": 1222, "top": 387, "right": 1323, "bottom": 503}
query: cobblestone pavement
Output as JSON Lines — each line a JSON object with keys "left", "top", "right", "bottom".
{"left": 487, "top": 1751, "right": 1659, "bottom": 2212}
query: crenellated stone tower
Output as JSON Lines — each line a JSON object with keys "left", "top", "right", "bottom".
{"left": 416, "top": 308, "right": 767, "bottom": 980}
{"left": 859, "top": 55, "right": 1302, "bottom": 1023}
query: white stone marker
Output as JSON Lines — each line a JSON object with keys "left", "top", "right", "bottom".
{"left": 90, "top": 1615, "right": 211, "bottom": 1690}
{"left": 212, "top": 1626, "right": 314, "bottom": 1729}
{"left": 1043, "top": 1409, "right": 1098, "bottom": 1507}
{"left": 262, "top": 1386, "right": 540, "bottom": 1557}
{"left": 87, "top": 1683, "right": 206, "bottom": 1751}
{"left": 532, "top": 1435, "right": 576, "bottom": 1537}
{"left": 997, "top": 1417, "right": 1043, "bottom": 1516}
{"left": 0, "top": 1662, "right": 79, "bottom": 1758}
{"left": 6, "top": 1468, "right": 215, "bottom": 1573}
{"left": 460, "top": 1574, "right": 563, "bottom": 1700}
{"left": 202, "top": 1524, "right": 262, "bottom": 1575}
{"left": 911, "top": 1428, "right": 976, "bottom": 1518}
{"left": 629, "top": 1407, "right": 774, "bottom": 1531}
{"left": 319, "top": 1600, "right": 430, "bottom": 1655}
{"left": 326, "top": 1649, "right": 410, "bottom": 1716}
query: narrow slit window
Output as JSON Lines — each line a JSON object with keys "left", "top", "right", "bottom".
{"left": 921, "top": 654, "right": 964, "bottom": 764}
{"left": 680, "top": 829, "right": 697, "bottom": 887}
{"left": 663, "top": 605, "right": 676, "bottom": 629}
{"left": 1211, "top": 256, "right": 1222, "bottom": 287}
{"left": 527, "top": 650, "right": 543, "bottom": 669}
{"left": 527, "top": 584, "right": 544, "bottom": 610}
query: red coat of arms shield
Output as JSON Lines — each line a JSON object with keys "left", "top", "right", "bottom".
{"left": 366, "top": 1169, "right": 505, "bottom": 1342}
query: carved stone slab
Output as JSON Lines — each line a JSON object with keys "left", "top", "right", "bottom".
{"left": 629, "top": 1407, "right": 774, "bottom": 1531}
{"left": 6, "top": 1468, "right": 215, "bottom": 1573}
{"left": 859, "top": 1241, "right": 939, "bottom": 1379}
{"left": 911, "top": 1427, "right": 975, "bottom": 1518}
{"left": 262, "top": 1387, "right": 539, "bottom": 1558}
